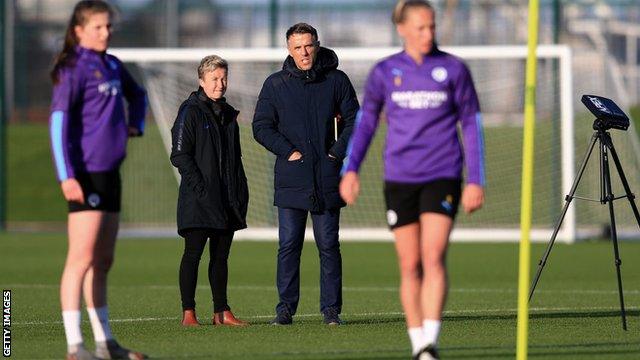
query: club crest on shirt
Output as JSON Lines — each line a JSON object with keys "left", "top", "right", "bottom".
{"left": 431, "top": 66, "right": 448, "bottom": 82}
{"left": 391, "top": 68, "right": 403, "bottom": 87}
{"left": 94, "top": 70, "right": 103, "bottom": 79}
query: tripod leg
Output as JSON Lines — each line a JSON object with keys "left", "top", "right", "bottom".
{"left": 604, "top": 134, "right": 640, "bottom": 229}
{"left": 529, "top": 133, "right": 599, "bottom": 302}
{"left": 602, "top": 134, "right": 629, "bottom": 330}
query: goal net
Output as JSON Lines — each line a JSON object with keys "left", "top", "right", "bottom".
{"left": 112, "top": 45, "right": 640, "bottom": 242}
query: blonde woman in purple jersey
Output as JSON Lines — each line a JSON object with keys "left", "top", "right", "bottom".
{"left": 340, "top": 1, "right": 485, "bottom": 359}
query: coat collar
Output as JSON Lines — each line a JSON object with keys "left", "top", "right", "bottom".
{"left": 192, "top": 87, "right": 238, "bottom": 124}
{"left": 283, "top": 46, "right": 339, "bottom": 82}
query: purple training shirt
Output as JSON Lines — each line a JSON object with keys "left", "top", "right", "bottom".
{"left": 343, "top": 47, "right": 485, "bottom": 185}
{"left": 49, "top": 46, "right": 146, "bottom": 181}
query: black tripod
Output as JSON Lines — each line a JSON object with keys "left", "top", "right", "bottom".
{"left": 528, "top": 119, "right": 640, "bottom": 330}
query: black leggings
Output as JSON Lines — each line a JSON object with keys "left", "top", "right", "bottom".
{"left": 179, "top": 228, "right": 233, "bottom": 312}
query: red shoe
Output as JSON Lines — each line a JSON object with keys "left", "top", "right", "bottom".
{"left": 213, "top": 310, "right": 248, "bottom": 326}
{"left": 182, "top": 309, "right": 200, "bottom": 326}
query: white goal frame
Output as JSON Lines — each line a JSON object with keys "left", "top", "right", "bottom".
{"left": 112, "top": 45, "right": 575, "bottom": 243}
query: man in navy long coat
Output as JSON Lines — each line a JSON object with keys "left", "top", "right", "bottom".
{"left": 252, "top": 22, "right": 359, "bottom": 325}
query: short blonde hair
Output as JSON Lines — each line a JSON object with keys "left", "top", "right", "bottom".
{"left": 392, "top": 0, "right": 434, "bottom": 24}
{"left": 197, "top": 55, "right": 228, "bottom": 79}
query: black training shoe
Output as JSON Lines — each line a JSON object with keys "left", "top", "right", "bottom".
{"left": 413, "top": 344, "right": 440, "bottom": 360}
{"left": 322, "top": 308, "right": 343, "bottom": 325}
{"left": 270, "top": 310, "right": 293, "bottom": 325}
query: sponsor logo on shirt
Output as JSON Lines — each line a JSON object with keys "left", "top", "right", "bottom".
{"left": 98, "top": 80, "right": 122, "bottom": 96}
{"left": 431, "top": 66, "right": 448, "bottom": 82}
{"left": 390, "top": 90, "right": 448, "bottom": 109}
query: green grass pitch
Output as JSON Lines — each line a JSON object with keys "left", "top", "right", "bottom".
{"left": 1, "top": 233, "right": 639, "bottom": 359}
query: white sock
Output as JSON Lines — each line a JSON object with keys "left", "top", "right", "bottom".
{"left": 62, "top": 310, "right": 83, "bottom": 352}
{"left": 408, "top": 327, "right": 426, "bottom": 355}
{"left": 87, "top": 306, "right": 113, "bottom": 342}
{"left": 422, "top": 319, "right": 442, "bottom": 346}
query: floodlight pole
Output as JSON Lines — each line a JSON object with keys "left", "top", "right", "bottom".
{"left": 529, "top": 123, "right": 640, "bottom": 330}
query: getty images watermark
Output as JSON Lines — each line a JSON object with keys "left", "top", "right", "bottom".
{"left": 3, "top": 290, "right": 10, "bottom": 357}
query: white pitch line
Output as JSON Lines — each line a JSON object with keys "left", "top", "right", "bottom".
{"left": 5, "top": 283, "right": 640, "bottom": 295}
{"left": 11, "top": 306, "right": 639, "bottom": 326}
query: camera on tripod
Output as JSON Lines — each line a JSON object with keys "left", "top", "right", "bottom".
{"left": 581, "top": 95, "right": 630, "bottom": 131}
{"left": 530, "top": 94, "right": 639, "bottom": 331}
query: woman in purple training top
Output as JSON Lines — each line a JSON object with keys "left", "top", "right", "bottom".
{"left": 340, "top": 1, "right": 484, "bottom": 359}
{"left": 49, "top": 1, "right": 147, "bottom": 359}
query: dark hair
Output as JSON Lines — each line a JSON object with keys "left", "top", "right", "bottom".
{"left": 50, "top": 0, "right": 113, "bottom": 83}
{"left": 285, "top": 23, "right": 318, "bottom": 42}
{"left": 392, "top": 0, "right": 434, "bottom": 25}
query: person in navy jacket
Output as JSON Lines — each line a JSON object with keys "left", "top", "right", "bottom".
{"left": 252, "top": 23, "right": 359, "bottom": 326}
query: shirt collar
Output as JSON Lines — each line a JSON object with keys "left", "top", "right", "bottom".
{"left": 400, "top": 43, "right": 440, "bottom": 66}
{"left": 75, "top": 45, "right": 106, "bottom": 60}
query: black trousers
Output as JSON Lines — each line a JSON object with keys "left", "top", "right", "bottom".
{"left": 179, "top": 228, "right": 233, "bottom": 312}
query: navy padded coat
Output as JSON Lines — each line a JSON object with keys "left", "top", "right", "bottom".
{"left": 252, "top": 47, "right": 359, "bottom": 211}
